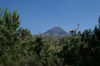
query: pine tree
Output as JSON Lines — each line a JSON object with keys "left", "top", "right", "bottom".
{"left": 70, "top": 23, "right": 81, "bottom": 37}
{"left": 0, "top": 7, "right": 32, "bottom": 66}
{"left": 3, "top": 7, "right": 20, "bottom": 30}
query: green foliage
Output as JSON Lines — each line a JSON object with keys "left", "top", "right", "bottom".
{"left": 70, "top": 23, "right": 81, "bottom": 37}
{"left": 28, "top": 35, "right": 44, "bottom": 55}
{"left": 2, "top": 7, "right": 20, "bottom": 30}
{"left": 0, "top": 7, "right": 32, "bottom": 66}
{"left": 58, "top": 36, "right": 86, "bottom": 66}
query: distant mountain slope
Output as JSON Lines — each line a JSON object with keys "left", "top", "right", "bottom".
{"left": 41, "top": 27, "right": 72, "bottom": 38}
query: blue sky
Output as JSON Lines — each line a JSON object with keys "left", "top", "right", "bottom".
{"left": 0, "top": 0, "right": 100, "bottom": 35}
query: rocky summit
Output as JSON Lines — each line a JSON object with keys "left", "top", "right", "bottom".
{"left": 37, "top": 27, "right": 72, "bottom": 38}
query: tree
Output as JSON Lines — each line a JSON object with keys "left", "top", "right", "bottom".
{"left": 3, "top": 7, "right": 20, "bottom": 30}
{"left": 70, "top": 23, "right": 81, "bottom": 37}
{"left": 0, "top": 7, "right": 32, "bottom": 66}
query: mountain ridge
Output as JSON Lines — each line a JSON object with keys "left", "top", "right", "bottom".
{"left": 34, "top": 27, "right": 72, "bottom": 38}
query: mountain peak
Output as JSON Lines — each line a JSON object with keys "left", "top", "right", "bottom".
{"left": 52, "top": 26, "right": 62, "bottom": 29}
{"left": 42, "top": 27, "right": 71, "bottom": 38}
